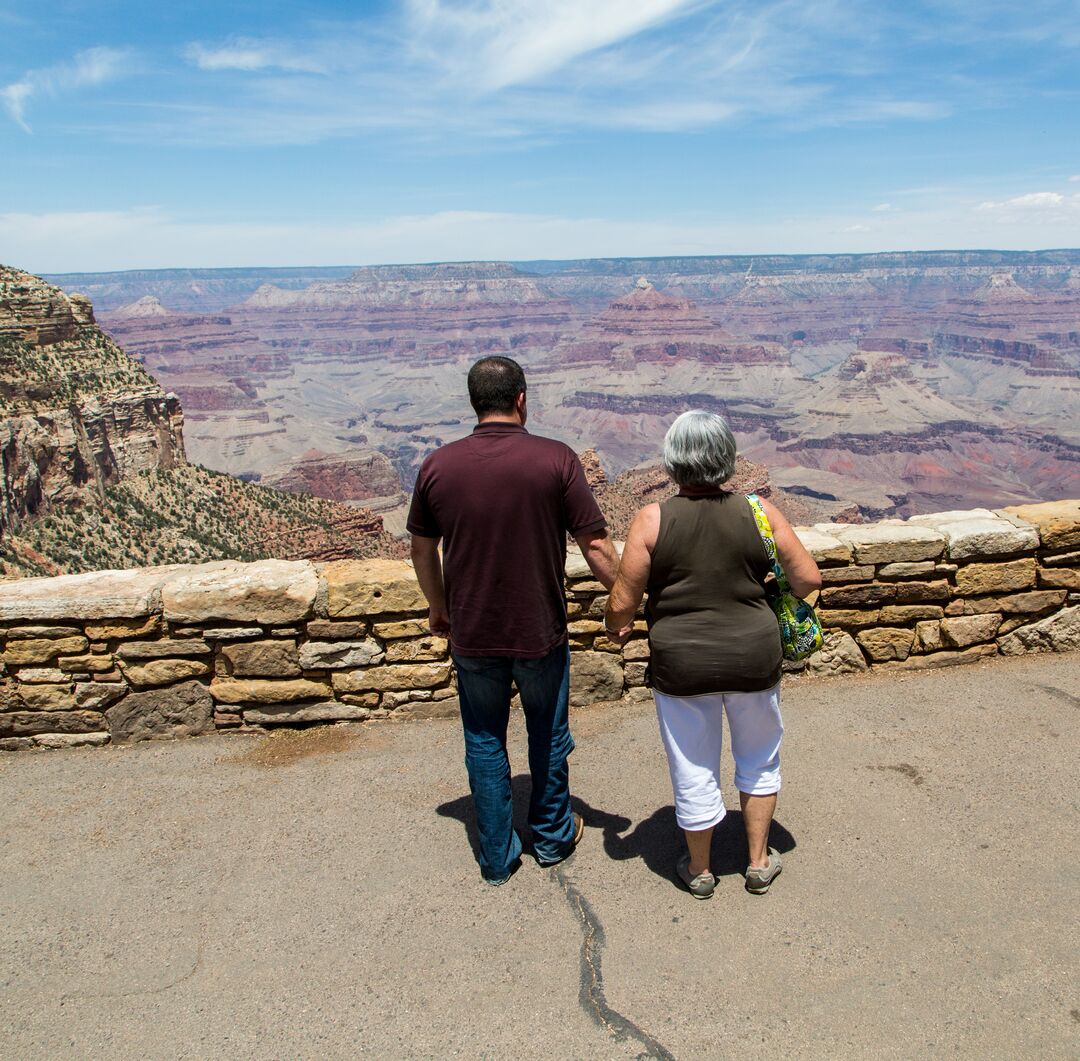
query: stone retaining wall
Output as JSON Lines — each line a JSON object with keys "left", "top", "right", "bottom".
{"left": 1, "top": 500, "right": 1077, "bottom": 751}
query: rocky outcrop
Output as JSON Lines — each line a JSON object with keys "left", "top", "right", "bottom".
{"left": 267, "top": 448, "right": 403, "bottom": 504}
{"left": 0, "top": 265, "right": 94, "bottom": 345}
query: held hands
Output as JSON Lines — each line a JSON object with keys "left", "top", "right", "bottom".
{"left": 428, "top": 606, "right": 451, "bottom": 637}
{"left": 604, "top": 622, "right": 634, "bottom": 646}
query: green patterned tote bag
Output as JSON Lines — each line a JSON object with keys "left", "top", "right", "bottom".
{"left": 746, "top": 493, "right": 824, "bottom": 661}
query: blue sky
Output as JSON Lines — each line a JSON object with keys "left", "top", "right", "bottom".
{"left": 2, "top": 0, "right": 1079, "bottom": 271}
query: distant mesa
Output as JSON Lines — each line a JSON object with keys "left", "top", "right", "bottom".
{"left": 555, "top": 277, "right": 785, "bottom": 367}
{"left": 112, "top": 294, "right": 172, "bottom": 318}
{"left": 266, "top": 447, "right": 405, "bottom": 506}
{"left": 971, "top": 273, "right": 1032, "bottom": 302}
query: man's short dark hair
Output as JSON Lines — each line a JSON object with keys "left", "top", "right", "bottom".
{"left": 467, "top": 356, "right": 526, "bottom": 416}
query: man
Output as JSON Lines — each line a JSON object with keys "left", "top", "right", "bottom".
{"left": 408, "top": 356, "right": 620, "bottom": 885}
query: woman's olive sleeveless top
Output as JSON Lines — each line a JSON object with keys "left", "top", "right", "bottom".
{"left": 646, "top": 492, "right": 782, "bottom": 696}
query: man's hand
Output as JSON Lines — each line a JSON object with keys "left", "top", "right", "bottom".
{"left": 428, "top": 606, "right": 451, "bottom": 637}
{"left": 603, "top": 622, "right": 634, "bottom": 646}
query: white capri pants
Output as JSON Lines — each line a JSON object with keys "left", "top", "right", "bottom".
{"left": 653, "top": 682, "right": 783, "bottom": 831}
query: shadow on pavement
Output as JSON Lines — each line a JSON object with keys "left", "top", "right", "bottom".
{"left": 436, "top": 775, "right": 796, "bottom": 888}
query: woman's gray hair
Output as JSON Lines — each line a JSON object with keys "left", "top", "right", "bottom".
{"left": 663, "top": 410, "right": 737, "bottom": 488}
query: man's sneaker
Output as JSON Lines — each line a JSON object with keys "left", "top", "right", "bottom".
{"left": 536, "top": 812, "right": 584, "bottom": 867}
{"left": 676, "top": 853, "right": 716, "bottom": 900}
{"left": 745, "top": 848, "right": 783, "bottom": 894}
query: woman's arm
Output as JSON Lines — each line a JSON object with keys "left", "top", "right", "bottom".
{"left": 604, "top": 503, "right": 661, "bottom": 641}
{"left": 760, "top": 497, "right": 822, "bottom": 599}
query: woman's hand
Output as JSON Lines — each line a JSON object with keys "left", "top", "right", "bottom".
{"left": 603, "top": 622, "right": 634, "bottom": 646}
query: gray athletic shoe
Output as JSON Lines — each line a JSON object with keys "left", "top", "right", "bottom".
{"left": 676, "top": 853, "right": 716, "bottom": 899}
{"left": 745, "top": 848, "right": 783, "bottom": 894}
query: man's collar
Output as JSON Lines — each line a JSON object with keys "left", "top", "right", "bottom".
{"left": 473, "top": 421, "right": 527, "bottom": 433}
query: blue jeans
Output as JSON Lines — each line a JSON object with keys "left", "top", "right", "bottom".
{"left": 452, "top": 644, "right": 576, "bottom": 882}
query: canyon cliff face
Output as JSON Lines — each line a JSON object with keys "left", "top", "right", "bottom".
{"left": 0, "top": 266, "right": 185, "bottom": 536}
{"left": 0, "top": 266, "right": 403, "bottom": 576}
{"left": 48, "top": 250, "right": 1080, "bottom": 521}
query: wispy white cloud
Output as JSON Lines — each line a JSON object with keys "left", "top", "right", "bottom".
{"left": 977, "top": 191, "right": 1069, "bottom": 210}
{"left": 184, "top": 39, "right": 327, "bottom": 74}
{"left": 872, "top": 203, "right": 898, "bottom": 212}
{"left": 405, "top": 0, "right": 706, "bottom": 91}
{"left": 1, "top": 46, "right": 131, "bottom": 132}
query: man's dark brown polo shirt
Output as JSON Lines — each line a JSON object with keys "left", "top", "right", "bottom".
{"left": 407, "top": 422, "right": 606, "bottom": 658}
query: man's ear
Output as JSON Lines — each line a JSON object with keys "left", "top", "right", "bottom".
{"left": 516, "top": 390, "right": 527, "bottom": 420}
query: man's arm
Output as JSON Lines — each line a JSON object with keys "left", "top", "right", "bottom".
{"left": 574, "top": 527, "right": 620, "bottom": 591}
{"left": 410, "top": 534, "right": 450, "bottom": 636}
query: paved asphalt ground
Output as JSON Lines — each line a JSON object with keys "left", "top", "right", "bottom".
{"left": 1, "top": 653, "right": 1078, "bottom": 1060}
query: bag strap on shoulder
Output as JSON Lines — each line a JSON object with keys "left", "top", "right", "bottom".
{"left": 745, "top": 494, "right": 791, "bottom": 592}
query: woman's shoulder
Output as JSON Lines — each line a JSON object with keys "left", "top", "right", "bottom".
{"left": 628, "top": 502, "right": 662, "bottom": 549}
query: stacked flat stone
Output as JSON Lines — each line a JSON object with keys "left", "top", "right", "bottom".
{"left": 0, "top": 501, "right": 1077, "bottom": 751}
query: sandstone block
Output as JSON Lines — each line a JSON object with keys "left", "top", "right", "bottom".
{"left": 57, "top": 654, "right": 116, "bottom": 674}
{"left": 299, "top": 639, "right": 386, "bottom": 669}
{"left": 855, "top": 627, "right": 915, "bottom": 662}
{"left": 564, "top": 545, "right": 593, "bottom": 580}
{"left": 569, "top": 651, "right": 623, "bottom": 707}
{"left": 4, "top": 637, "right": 89, "bottom": 665}
{"left": 395, "top": 697, "right": 461, "bottom": 720}
{"left": 1037, "top": 566, "right": 1080, "bottom": 591}
{"left": 106, "top": 680, "right": 214, "bottom": 743}
{"left": 875, "top": 644, "right": 997, "bottom": 672}
{"left": 594, "top": 638, "right": 621, "bottom": 653}
{"left": 624, "top": 686, "right": 653, "bottom": 704}
{"left": 997, "top": 606, "right": 1080, "bottom": 655}
{"left": 75, "top": 682, "right": 128, "bottom": 710}
{"left": 954, "top": 558, "right": 1036, "bottom": 596}
{"left": 18, "top": 683, "right": 76, "bottom": 711}
{"left": 966, "top": 590, "right": 1066, "bottom": 615}
{"left": 894, "top": 581, "right": 951, "bottom": 604}
{"left": 84, "top": 616, "right": 162, "bottom": 640}
{"left": 242, "top": 701, "right": 375, "bottom": 725}
{"left": 32, "top": 732, "right": 110, "bottom": 750}
{"left": 820, "top": 583, "right": 895, "bottom": 608}
{"left": 913, "top": 621, "right": 942, "bottom": 654}
{"left": 939, "top": 614, "right": 1001, "bottom": 648}
{"left": 819, "top": 565, "right": 875, "bottom": 584}
{"left": 835, "top": 524, "right": 945, "bottom": 564}
{"left": 818, "top": 608, "right": 881, "bottom": 629}
{"left": 210, "top": 677, "right": 332, "bottom": 704}
{"left": 588, "top": 595, "right": 610, "bottom": 618}
{"left": 16, "top": 667, "right": 66, "bottom": 683}
{"left": 623, "top": 639, "right": 651, "bottom": 661}
{"left": 198, "top": 626, "right": 264, "bottom": 640}
{"left": 565, "top": 602, "right": 583, "bottom": 619}
{"left": 4, "top": 625, "right": 82, "bottom": 639}
{"left": 996, "top": 617, "right": 1028, "bottom": 635}
{"left": 0, "top": 565, "right": 197, "bottom": 622}
{"left": 332, "top": 663, "right": 452, "bottom": 694}
{"left": 0, "top": 710, "right": 106, "bottom": 738}
{"left": 568, "top": 581, "right": 605, "bottom": 595}
{"left": 1001, "top": 500, "right": 1080, "bottom": 550}
{"left": 383, "top": 690, "right": 432, "bottom": 708}
{"left": 567, "top": 620, "right": 604, "bottom": 635}
{"left": 625, "top": 662, "right": 649, "bottom": 686}
{"left": 909, "top": 514, "right": 1039, "bottom": 561}
{"left": 879, "top": 605, "right": 944, "bottom": 623}
{"left": 323, "top": 559, "right": 425, "bottom": 618}
{"left": 309, "top": 620, "right": 369, "bottom": 639}
{"left": 222, "top": 640, "right": 302, "bottom": 677}
{"left": 1041, "top": 549, "right": 1080, "bottom": 567}
{"left": 115, "top": 639, "right": 211, "bottom": 661}
{"left": 935, "top": 563, "right": 959, "bottom": 575}
{"left": 805, "top": 631, "right": 868, "bottom": 676}
{"left": 339, "top": 692, "right": 381, "bottom": 708}
{"left": 120, "top": 658, "right": 212, "bottom": 687}
{"left": 876, "top": 561, "right": 936, "bottom": 579}
{"left": 796, "top": 527, "right": 852, "bottom": 564}
{"left": 384, "top": 637, "right": 448, "bottom": 663}
{"left": 162, "top": 560, "right": 318, "bottom": 625}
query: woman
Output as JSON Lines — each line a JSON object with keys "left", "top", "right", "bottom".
{"left": 605, "top": 410, "right": 820, "bottom": 899}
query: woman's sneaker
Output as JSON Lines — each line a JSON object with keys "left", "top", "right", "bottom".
{"left": 676, "top": 854, "right": 716, "bottom": 899}
{"left": 745, "top": 848, "right": 782, "bottom": 894}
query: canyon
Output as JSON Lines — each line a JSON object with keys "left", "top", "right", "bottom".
{"left": 48, "top": 251, "right": 1080, "bottom": 526}
{"left": 0, "top": 267, "right": 402, "bottom": 577}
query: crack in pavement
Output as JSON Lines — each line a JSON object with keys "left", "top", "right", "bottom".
{"left": 552, "top": 866, "right": 676, "bottom": 1061}
{"left": 1035, "top": 684, "right": 1080, "bottom": 708}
